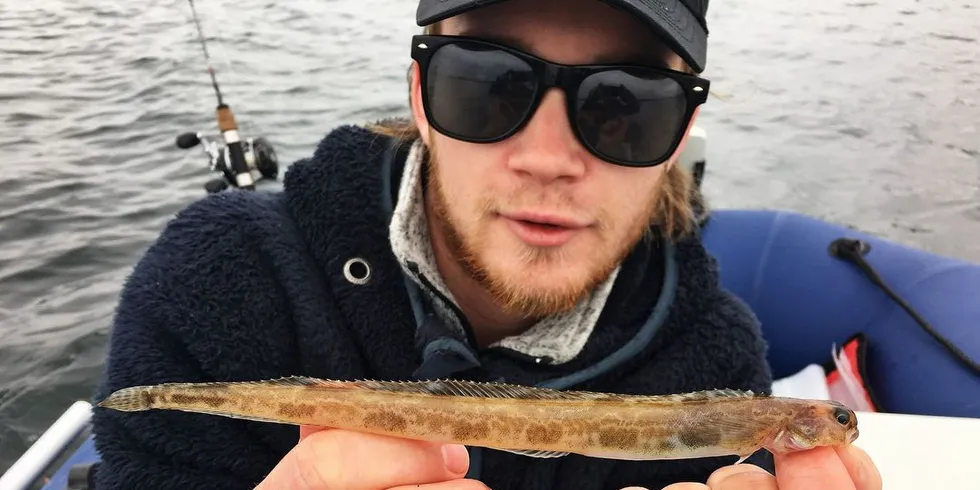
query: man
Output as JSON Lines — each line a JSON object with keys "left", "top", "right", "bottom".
{"left": 91, "top": 0, "right": 881, "bottom": 489}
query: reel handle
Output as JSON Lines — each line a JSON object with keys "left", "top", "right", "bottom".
{"left": 204, "top": 178, "right": 229, "bottom": 194}
{"left": 176, "top": 132, "right": 201, "bottom": 149}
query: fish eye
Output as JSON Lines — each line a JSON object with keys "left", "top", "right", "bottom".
{"left": 833, "top": 407, "right": 850, "bottom": 425}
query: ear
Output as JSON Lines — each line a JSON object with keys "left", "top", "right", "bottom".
{"left": 409, "top": 61, "right": 432, "bottom": 147}
{"left": 665, "top": 107, "right": 700, "bottom": 171}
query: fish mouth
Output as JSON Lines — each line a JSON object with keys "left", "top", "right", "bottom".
{"left": 848, "top": 428, "right": 860, "bottom": 444}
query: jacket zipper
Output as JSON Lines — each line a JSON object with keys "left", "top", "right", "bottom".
{"left": 406, "top": 262, "right": 481, "bottom": 350}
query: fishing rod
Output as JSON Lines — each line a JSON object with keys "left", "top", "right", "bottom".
{"left": 175, "top": 0, "right": 279, "bottom": 194}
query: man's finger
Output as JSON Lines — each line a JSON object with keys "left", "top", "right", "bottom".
{"left": 389, "top": 479, "right": 490, "bottom": 490}
{"left": 257, "top": 428, "right": 470, "bottom": 490}
{"left": 705, "top": 464, "right": 775, "bottom": 490}
{"left": 773, "top": 447, "right": 857, "bottom": 490}
{"left": 299, "top": 425, "right": 331, "bottom": 441}
{"left": 658, "top": 484, "right": 708, "bottom": 490}
{"left": 836, "top": 445, "right": 882, "bottom": 490}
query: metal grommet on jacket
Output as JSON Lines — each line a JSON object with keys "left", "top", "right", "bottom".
{"left": 343, "top": 258, "right": 371, "bottom": 285}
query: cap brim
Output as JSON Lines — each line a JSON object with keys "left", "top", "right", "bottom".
{"left": 416, "top": 0, "right": 707, "bottom": 72}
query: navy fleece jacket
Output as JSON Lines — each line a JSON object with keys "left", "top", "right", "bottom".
{"left": 91, "top": 124, "right": 774, "bottom": 490}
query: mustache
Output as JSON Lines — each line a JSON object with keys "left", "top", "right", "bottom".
{"left": 482, "top": 184, "right": 582, "bottom": 210}
{"left": 479, "top": 185, "right": 610, "bottom": 228}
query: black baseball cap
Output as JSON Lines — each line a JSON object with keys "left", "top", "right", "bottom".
{"left": 416, "top": 0, "right": 710, "bottom": 72}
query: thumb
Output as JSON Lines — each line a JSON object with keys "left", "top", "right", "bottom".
{"left": 774, "top": 446, "right": 856, "bottom": 490}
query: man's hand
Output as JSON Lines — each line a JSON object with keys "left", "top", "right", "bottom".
{"left": 650, "top": 446, "right": 881, "bottom": 490}
{"left": 255, "top": 426, "right": 489, "bottom": 490}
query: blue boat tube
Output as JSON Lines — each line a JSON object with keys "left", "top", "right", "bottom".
{"left": 700, "top": 208, "right": 980, "bottom": 418}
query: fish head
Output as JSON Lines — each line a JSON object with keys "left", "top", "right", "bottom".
{"left": 768, "top": 400, "right": 859, "bottom": 453}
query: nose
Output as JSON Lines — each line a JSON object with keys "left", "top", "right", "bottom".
{"left": 505, "top": 89, "right": 587, "bottom": 183}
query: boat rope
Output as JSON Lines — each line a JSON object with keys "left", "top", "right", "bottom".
{"left": 829, "top": 238, "right": 980, "bottom": 376}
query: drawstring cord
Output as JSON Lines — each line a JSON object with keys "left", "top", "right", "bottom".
{"left": 829, "top": 238, "right": 980, "bottom": 376}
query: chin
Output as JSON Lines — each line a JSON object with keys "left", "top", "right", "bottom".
{"left": 474, "top": 229, "right": 617, "bottom": 315}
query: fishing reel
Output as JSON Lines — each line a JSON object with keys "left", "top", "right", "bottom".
{"left": 176, "top": 131, "right": 280, "bottom": 194}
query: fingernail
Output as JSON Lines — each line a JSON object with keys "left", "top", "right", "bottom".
{"left": 441, "top": 444, "right": 470, "bottom": 475}
{"left": 729, "top": 465, "right": 771, "bottom": 474}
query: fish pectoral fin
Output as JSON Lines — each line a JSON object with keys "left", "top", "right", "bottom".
{"left": 733, "top": 453, "right": 753, "bottom": 465}
{"left": 772, "top": 429, "right": 785, "bottom": 445}
{"left": 496, "top": 448, "right": 570, "bottom": 458}
{"left": 732, "top": 447, "right": 765, "bottom": 465}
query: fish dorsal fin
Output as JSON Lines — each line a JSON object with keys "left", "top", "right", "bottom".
{"left": 355, "top": 379, "right": 603, "bottom": 400}
{"left": 497, "top": 448, "right": 570, "bottom": 458}
{"left": 262, "top": 376, "right": 337, "bottom": 387}
{"left": 342, "top": 379, "right": 763, "bottom": 404}
{"left": 653, "top": 389, "right": 763, "bottom": 403}
{"left": 199, "top": 377, "right": 765, "bottom": 404}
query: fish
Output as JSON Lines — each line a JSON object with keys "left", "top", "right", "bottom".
{"left": 96, "top": 376, "right": 859, "bottom": 463}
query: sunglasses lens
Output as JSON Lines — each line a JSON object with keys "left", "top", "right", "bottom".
{"left": 575, "top": 69, "right": 687, "bottom": 164}
{"left": 426, "top": 42, "right": 537, "bottom": 140}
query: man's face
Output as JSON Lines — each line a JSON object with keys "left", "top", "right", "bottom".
{"left": 410, "top": 0, "right": 698, "bottom": 317}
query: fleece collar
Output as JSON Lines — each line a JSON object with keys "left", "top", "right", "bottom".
{"left": 388, "top": 140, "right": 620, "bottom": 365}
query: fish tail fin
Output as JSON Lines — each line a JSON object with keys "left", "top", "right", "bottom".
{"left": 98, "top": 385, "right": 154, "bottom": 412}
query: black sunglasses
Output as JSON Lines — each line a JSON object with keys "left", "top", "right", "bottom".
{"left": 410, "top": 34, "right": 710, "bottom": 168}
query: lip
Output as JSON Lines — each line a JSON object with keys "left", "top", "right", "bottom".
{"left": 499, "top": 211, "right": 591, "bottom": 229}
{"left": 498, "top": 211, "right": 590, "bottom": 248}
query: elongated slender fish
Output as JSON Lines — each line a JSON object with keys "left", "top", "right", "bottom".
{"left": 97, "top": 377, "right": 859, "bottom": 462}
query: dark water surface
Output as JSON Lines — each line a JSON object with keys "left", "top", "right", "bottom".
{"left": 1, "top": 0, "right": 977, "bottom": 476}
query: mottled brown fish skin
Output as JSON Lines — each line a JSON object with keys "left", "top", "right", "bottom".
{"left": 764, "top": 398, "right": 859, "bottom": 453}
{"left": 98, "top": 378, "right": 859, "bottom": 461}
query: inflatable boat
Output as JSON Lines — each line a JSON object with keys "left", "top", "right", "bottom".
{"left": 3, "top": 126, "right": 978, "bottom": 490}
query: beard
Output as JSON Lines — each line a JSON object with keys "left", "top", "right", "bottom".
{"left": 423, "top": 139, "right": 661, "bottom": 318}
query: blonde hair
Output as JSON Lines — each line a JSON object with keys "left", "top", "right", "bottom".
{"left": 366, "top": 24, "right": 704, "bottom": 242}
